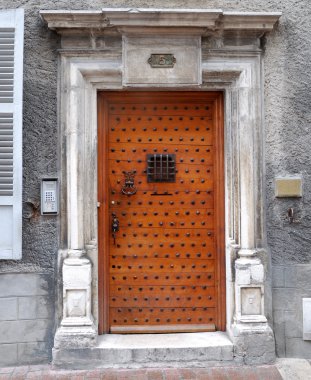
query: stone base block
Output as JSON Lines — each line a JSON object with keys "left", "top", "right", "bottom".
{"left": 54, "top": 325, "right": 97, "bottom": 350}
{"left": 231, "top": 323, "right": 276, "bottom": 365}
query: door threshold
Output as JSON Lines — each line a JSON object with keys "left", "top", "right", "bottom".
{"left": 98, "top": 331, "right": 232, "bottom": 349}
{"left": 111, "top": 323, "right": 215, "bottom": 334}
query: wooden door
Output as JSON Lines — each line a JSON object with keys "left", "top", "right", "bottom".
{"left": 98, "top": 92, "right": 225, "bottom": 334}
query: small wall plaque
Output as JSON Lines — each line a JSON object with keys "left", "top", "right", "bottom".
{"left": 148, "top": 54, "right": 176, "bottom": 68}
{"left": 275, "top": 177, "right": 302, "bottom": 198}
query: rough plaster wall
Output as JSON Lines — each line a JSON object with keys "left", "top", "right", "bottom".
{"left": 264, "top": 2, "right": 311, "bottom": 265}
{"left": 0, "top": 2, "right": 60, "bottom": 273}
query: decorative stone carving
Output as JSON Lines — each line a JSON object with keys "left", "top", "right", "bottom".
{"left": 235, "top": 256, "right": 267, "bottom": 323}
{"left": 62, "top": 259, "right": 92, "bottom": 324}
{"left": 241, "top": 287, "right": 262, "bottom": 315}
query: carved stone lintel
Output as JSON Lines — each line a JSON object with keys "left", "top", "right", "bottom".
{"left": 40, "top": 9, "right": 281, "bottom": 35}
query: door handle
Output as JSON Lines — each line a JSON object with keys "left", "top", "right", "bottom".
{"left": 111, "top": 213, "right": 120, "bottom": 245}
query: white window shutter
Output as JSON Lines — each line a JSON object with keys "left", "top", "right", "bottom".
{"left": 0, "top": 9, "right": 24, "bottom": 259}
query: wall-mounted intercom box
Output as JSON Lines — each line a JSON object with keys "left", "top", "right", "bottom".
{"left": 41, "top": 178, "right": 59, "bottom": 215}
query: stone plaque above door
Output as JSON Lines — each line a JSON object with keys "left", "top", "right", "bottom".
{"left": 123, "top": 36, "right": 201, "bottom": 86}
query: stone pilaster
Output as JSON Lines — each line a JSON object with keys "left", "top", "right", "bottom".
{"left": 231, "top": 250, "right": 275, "bottom": 364}
{"left": 54, "top": 249, "right": 96, "bottom": 349}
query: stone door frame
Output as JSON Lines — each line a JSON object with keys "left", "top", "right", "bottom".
{"left": 40, "top": 8, "right": 281, "bottom": 364}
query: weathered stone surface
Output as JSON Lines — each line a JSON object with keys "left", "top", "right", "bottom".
{"left": 18, "top": 296, "right": 53, "bottom": 320}
{"left": 272, "top": 288, "right": 299, "bottom": 311}
{"left": 272, "top": 266, "right": 285, "bottom": 288}
{"left": 0, "top": 274, "right": 55, "bottom": 365}
{"left": 123, "top": 36, "right": 201, "bottom": 85}
{"left": 241, "top": 288, "right": 262, "bottom": 315}
{"left": 0, "top": 344, "right": 17, "bottom": 367}
{"left": 285, "top": 338, "right": 311, "bottom": 358}
{"left": 236, "top": 268, "right": 251, "bottom": 285}
{"left": 250, "top": 265, "right": 264, "bottom": 283}
{"left": 54, "top": 325, "right": 97, "bottom": 349}
{"left": 276, "top": 358, "right": 311, "bottom": 380}
{"left": 1, "top": 363, "right": 286, "bottom": 378}
{"left": 273, "top": 310, "right": 286, "bottom": 357}
{"left": 18, "top": 342, "right": 50, "bottom": 364}
{"left": 0, "top": 298, "right": 17, "bottom": 321}
{"left": 0, "top": 319, "right": 52, "bottom": 344}
{"left": 285, "top": 265, "right": 311, "bottom": 289}
{"left": 303, "top": 298, "right": 311, "bottom": 340}
{"left": 284, "top": 310, "right": 302, "bottom": 339}
{"left": 53, "top": 332, "right": 234, "bottom": 369}
{"left": 233, "top": 330, "right": 276, "bottom": 365}
{"left": 0, "top": 273, "right": 52, "bottom": 297}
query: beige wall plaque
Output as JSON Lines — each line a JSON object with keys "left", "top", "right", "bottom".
{"left": 275, "top": 177, "right": 302, "bottom": 198}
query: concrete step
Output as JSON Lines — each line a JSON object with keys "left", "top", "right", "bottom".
{"left": 53, "top": 332, "right": 235, "bottom": 369}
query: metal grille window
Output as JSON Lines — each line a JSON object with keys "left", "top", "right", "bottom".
{"left": 147, "top": 154, "right": 176, "bottom": 183}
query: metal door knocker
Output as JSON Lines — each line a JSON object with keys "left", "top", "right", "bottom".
{"left": 121, "top": 170, "right": 137, "bottom": 196}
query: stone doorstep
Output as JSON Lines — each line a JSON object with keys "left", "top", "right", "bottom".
{"left": 52, "top": 331, "right": 235, "bottom": 370}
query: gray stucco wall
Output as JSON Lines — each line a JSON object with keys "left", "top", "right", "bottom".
{"left": 0, "top": 0, "right": 310, "bottom": 365}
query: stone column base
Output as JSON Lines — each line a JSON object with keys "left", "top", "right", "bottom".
{"left": 230, "top": 323, "right": 276, "bottom": 365}
{"left": 54, "top": 324, "right": 97, "bottom": 349}
{"left": 54, "top": 251, "right": 97, "bottom": 351}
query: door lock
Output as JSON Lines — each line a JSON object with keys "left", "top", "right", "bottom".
{"left": 111, "top": 213, "right": 120, "bottom": 245}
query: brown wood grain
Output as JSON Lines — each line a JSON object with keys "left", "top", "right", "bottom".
{"left": 109, "top": 272, "right": 215, "bottom": 286}
{"left": 98, "top": 91, "right": 225, "bottom": 333}
{"left": 110, "top": 307, "right": 215, "bottom": 325}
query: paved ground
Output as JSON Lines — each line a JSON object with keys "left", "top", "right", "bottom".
{"left": 0, "top": 364, "right": 283, "bottom": 380}
{"left": 0, "top": 360, "right": 310, "bottom": 379}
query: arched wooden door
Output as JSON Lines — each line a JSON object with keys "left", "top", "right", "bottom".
{"left": 98, "top": 91, "right": 225, "bottom": 334}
